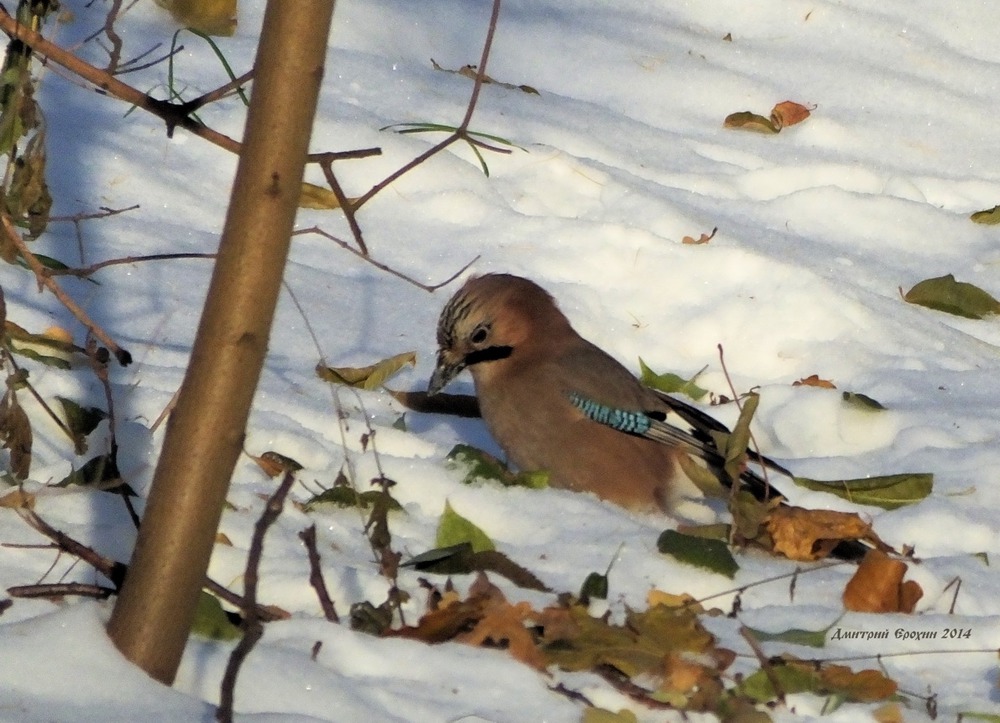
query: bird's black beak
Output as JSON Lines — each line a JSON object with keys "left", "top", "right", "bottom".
{"left": 428, "top": 351, "right": 465, "bottom": 395}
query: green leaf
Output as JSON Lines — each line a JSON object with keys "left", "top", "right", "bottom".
{"left": 56, "top": 397, "right": 108, "bottom": 453}
{"left": 841, "top": 391, "right": 885, "bottom": 411}
{"left": 579, "top": 571, "right": 609, "bottom": 603}
{"left": 303, "top": 485, "right": 402, "bottom": 512}
{"left": 970, "top": 205, "right": 1000, "bottom": 224}
{"left": 637, "top": 358, "right": 707, "bottom": 400}
{"left": 316, "top": 351, "right": 416, "bottom": 391}
{"left": 792, "top": 473, "right": 933, "bottom": 510}
{"left": 656, "top": 529, "right": 738, "bottom": 578}
{"left": 723, "top": 392, "right": 758, "bottom": 483}
{"left": 436, "top": 500, "right": 495, "bottom": 553}
{"left": 446, "top": 443, "right": 548, "bottom": 489}
{"left": 191, "top": 591, "right": 241, "bottom": 640}
{"left": 57, "top": 453, "right": 135, "bottom": 495}
{"left": 903, "top": 274, "right": 1000, "bottom": 319}
{"left": 743, "top": 618, "right": 839, "bottom": 648}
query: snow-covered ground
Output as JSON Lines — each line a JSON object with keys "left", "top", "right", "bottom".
{"left": 2, "top": 0, "right": 1000, "bottom": 720}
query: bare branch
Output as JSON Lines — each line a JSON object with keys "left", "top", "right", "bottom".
{"left": 1, "top": 212, "right": 132, "bottom": 365}
{"left": 217, "top": 471, "right": 297, "bottom": 723}
{"left": 298, "top": 525, "right": 339, "bottom": 622}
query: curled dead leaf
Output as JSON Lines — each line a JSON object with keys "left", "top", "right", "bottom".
{"left": 682, "top": 227, "right": 718, "bottom": 245}
{"left": 317, "top": 351, "right": 416, "bottom": 391}
{"left": 724, "top": 111, "right": 779, "bottom": 134}
{"left": 792, "top": 374, "right": 836, "bottom": 389}
{"left": 766, "top": 506, "right": 885, "bottom": 561}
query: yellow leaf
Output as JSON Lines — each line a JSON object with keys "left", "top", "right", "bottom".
{"left": 299, "top": 182, "right": 345, "bottom": 210}
{"left": 316, "top": 351, "right": 416, "bottom": 391}
{"left": 154, "top": 0, "right": 237, "bottom": 36}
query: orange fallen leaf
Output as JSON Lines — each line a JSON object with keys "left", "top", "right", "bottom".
{"left": 792, "top": 374, "right": 836, "bottom": 389}
{"left": 682, "top": 227, "right": 718, "bottom": 245}
{"left": 771, "top": 100, "right": 812, "bottom": 129}
{"left": 251, "top": 451, "right": 303, "bottom": 478}
{"left": 0, "top": 487, "right": 34, "bottom": 509}
{"left": 843, "top": 549, "right": 922, "bottom": 613}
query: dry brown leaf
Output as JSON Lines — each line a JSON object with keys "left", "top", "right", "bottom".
{"left": 215, "top": 532, "right": 233, "bottom": 546}
{"left": 251, "top": 451, "right": 303, "bottom": 478}
{"left": 682, "top": 227, "right": 718, "bottom": 245}
{"left": 658, "top": 651, "right": 725, "bottom": 709}
{"left": 766, "top": 505, "right": 874, "bottom": 561}
{"left": 771, "top": 100, "right": 812, "bottom": 129}
{"left": 792, "top": 374, "right": 836, "bottom": 389}
{"left": 820, "top": 663, "right": 898, "bottom": 701}
{"left": 843, "top": 549, "right": 923, "bottom": 613}
{"left": 389, "top": 573, "right": 546, "bottom": 669}
{"left": 0, "top": 391, "right": 32, "bottom": 480}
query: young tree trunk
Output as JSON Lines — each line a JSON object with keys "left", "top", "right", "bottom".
{"left": 107, "top": 0, "right": 336, "bottom": 684}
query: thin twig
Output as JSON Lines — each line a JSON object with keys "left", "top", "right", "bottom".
{"left": 216, "top": 470, "right": 297, "bottom": 723}
{"left": 45, "top": 252, "right": 216, "bottom": 278}
{"left": 0, "top": 7, "right": 240, "bottom": 152}
{"left": 351, "top": 0, "right": 503, "bottom": 211}
{"left": 740, "top": 626, "right": 786, "bottom": 704}
{"left": 15, "top": 508, "right": 286, "bottom": 622}
{"left": 1, "top": 213, "right": 132, "bottom": 365}
{"left": 8, "top": 582, "right": 115, "bottom": 599}
{"left": 48, "top": 203, "right": 140, "bottom": 224}
{"left": 298, "top": 525, "right": 339, "bottom": 622}
{"left": 294, "top": 226, "right": 477, "bottom": 291}
{"left": 318, "top": 159, "right": 367, "bottom": 255}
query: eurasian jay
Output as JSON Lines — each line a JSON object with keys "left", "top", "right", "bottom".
{"left": 427, "top": 273, "right": 775, "bottom": 512}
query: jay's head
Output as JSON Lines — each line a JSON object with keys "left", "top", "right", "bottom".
{"left": 429, "top": 273, "right": 573, "bottom": 394}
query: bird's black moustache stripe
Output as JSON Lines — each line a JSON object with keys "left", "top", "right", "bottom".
{"left": 465, "top": 345, "right": 513, "bottom": 366}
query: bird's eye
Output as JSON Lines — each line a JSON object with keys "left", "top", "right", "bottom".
{"left": 470, "top": 325, "right": 489, "bottom": 344}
